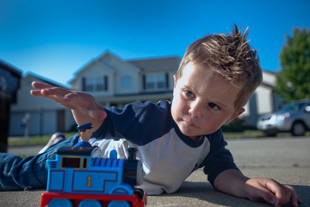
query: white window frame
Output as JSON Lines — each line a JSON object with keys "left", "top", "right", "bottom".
{"left": 145, "top": 73, "right": 166, "bottom": 90}
{"left": 120, "top": 76, "right": 132, "bottom": 89}
{"left": 84, "top": 76, "right": 105, "bottom": 92}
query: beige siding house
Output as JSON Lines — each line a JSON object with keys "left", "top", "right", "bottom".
{"left": 241, "top": 70, "right": 280, "bottom": 126}
{"left": 69, "top": 51, "right": 181, "bottom": 108}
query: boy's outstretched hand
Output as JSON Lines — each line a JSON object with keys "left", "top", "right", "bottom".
{"left": 244, "top": 178, "right": 301, "bottom": 207}
{"left": 214, "top": 169, "right": 301, "bottom": 207}
{"left": 30, "top": 81, "right": 107, "bottom": 132}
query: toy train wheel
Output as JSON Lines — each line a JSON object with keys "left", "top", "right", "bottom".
{"left": 108, "top": 201, "right": 130, "bottom": 207}
{"left": 79, "top": 200, "right": 101, "bottom": 207}
{"left": 134, "top": 188, "right": 145, "bottom": 198}
{"left": 48, "top": 198, "right": 73, "bottom": 207}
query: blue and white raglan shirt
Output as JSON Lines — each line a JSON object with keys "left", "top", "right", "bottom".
{"left": 90, "top": 100, "right": 239, "bottom": 195}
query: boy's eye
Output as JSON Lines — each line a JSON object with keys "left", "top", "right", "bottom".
{"left": 184, "top": 90, "right": 194, "bottom": 97}
{"left": 208, "top": 102, "right": 220, "bottom": 110}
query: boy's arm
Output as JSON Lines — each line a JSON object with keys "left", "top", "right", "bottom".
{"left": 214, "top": 169, "right": 301, "bottom": 207}
{"left": 30, "top": 81, "right": 107, "bottom": 133}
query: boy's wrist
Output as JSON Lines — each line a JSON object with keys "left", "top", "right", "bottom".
{"left": 234, "top": 174, "right": 250, "bottom": 199}
{"left": 214, "top": 169, "right": 249, "bottom": 198}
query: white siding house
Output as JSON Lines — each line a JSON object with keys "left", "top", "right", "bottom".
{"left": 9, "top": 73, "right": 75, "bottom": 136}
{"left": 69, "top": 51, "right": 181, "bottom": 108}
{"left": 241, "top": 70, "right": 279, "bottom": 126}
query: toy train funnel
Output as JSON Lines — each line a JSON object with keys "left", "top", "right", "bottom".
{"left": 128, "top": 148, "right": 137, "bottom": 160}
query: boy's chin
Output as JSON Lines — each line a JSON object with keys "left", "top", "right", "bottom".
{"left": 188, "top": 135, "right": 202, "bottom": 141}
{"left": 181, "top": 128, "right": 217, "bottom": 138}
{"left": 181, "top": 131, "right": 201, "bottom": 141}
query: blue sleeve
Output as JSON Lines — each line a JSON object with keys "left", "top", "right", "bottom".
{"left": 92, "top": 101, "right": 173, "bottom": 146}
{"left": 199, "top": 129, "right": 239, "bottom": 187}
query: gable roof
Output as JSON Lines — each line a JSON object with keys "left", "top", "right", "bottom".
{"left": 69, "top": 51, "right": 141, "bottom": 84}
{"left": 24, "top": 72, "right": 68, "bottom": 88}
{"left": 127, "top": 56, "right": 181, "bottom": 72}
{"left": 0, "top": 59, "right": 22, "bottom": 78}
{"left": 97, "top": 51, "right": 141, "bottom": 72}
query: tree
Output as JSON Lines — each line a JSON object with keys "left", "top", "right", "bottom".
{"left": 275, "top": 27, "right": 310, "bottom": 102}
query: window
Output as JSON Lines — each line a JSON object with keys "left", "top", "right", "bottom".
{"left": 83, "top": 158, "right": 88, "bottom": 169}
{"left": 157, "top": 74, "right": 165, "bottom": 89}
{"left": 96, "top": 77, "right": 104, "bottom": 91}
{"left": 85, "top": 77, "right": 94, "bottom": 92}
{"left": 83, "top": 76, "right": 108, "bottom": 92}
{"left": 146, "top": 75, "right": 155, "bottom": 89}
{"left": 144, "top": 73, "right": 168, "bottom": 90}
{"left": 121, "top": 76, "right": 132, "bottom": 88}
{"left": 61, "top": 157, "right": 81, "bottom": 169}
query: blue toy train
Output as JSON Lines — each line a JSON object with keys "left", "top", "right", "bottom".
{"left": 40, "top": 145, "right": 147, "bottom": 207}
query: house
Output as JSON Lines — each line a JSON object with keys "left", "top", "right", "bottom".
{"left": 69, "top": 51, "right": 181, "bottom": 108}
{"left": 241, "top": 70, "right": 280, "bottom": 126}
{"left": 9, "top": 73, "right": 75, "bottom": 136}
{"left": 0, "top": 59, "right": 22, "bottom": 152}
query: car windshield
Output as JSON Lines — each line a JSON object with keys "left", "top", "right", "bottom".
{"left": 280, "top": 102, "right": 305, "bottom": 112}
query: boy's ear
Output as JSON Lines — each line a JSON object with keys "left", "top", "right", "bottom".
{"left": 225, "top": 108, "right": 245, "bottom": 124}
{"left": 173, "top": 75, "right": 177, "bottom": 88}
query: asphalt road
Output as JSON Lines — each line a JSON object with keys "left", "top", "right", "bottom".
{"left": 1, "top": 137, "right": 310, "bottom": 207}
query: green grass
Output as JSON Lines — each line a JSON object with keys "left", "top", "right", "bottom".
{"left": 224, "top": 130, "right": 310, "bottom": 139}
{"left": 8, "top": 130, "right": 310, "bottom": 146}
{"left": 223, "top": 130, "right": 265, "bottom": 138}
{"left": 8, "top": 132, "right": 77, "bottom": 146}
{"left": 10, "top": 131, "right": 263, "bottom": 146}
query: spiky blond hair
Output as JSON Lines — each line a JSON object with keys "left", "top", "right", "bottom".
{"left": 176, "top": 24, "right": 262, "bottom": 110}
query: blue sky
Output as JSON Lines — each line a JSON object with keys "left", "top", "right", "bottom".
{"left": 1, "top": 0, "right": 309, "bottom": 87}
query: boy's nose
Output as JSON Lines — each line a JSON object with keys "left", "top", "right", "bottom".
{"left": 189, "top": 101, "right": 201, "bottom": 118}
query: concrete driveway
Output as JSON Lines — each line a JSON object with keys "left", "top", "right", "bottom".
{"left": 1, "top": 137, "right": 310, "bottom": 207}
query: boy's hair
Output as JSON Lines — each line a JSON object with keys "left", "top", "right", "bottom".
{"left": 176, "top": 24, "right": 262, "bottom": 111}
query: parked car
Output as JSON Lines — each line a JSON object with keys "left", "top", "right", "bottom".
{"left": 257, "top": 99, "right": 310, "bottom": 137}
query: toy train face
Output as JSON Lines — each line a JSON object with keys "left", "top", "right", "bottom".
{"left": 46, "top": 146, "right": 145, "bottom": 196}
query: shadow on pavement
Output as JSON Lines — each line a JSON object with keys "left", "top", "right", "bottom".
{"left": 158, "top": 182, "right": 310, "bottom": 207}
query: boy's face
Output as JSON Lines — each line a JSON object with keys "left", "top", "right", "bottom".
{"left": 171, "top": 63, "right": 245, "bottom": 141}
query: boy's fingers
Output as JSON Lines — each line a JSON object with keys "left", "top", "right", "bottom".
{"left": 31, "top": 81, "right": 70, "bottom": 99}
{"left": 257, "top": 186, "right": 278, "bottom": 205}
{"left": 31, "top": 81, "right": 54, "bottom": 89}
{"left": 263, "top": 181, "right": 286, "bottom": 206}
{"left": 246, "top": 180, "right": 276, "bottom": 203}
{"left": 266, "top": 182, "right": 299, "bottom": 207}
{"left": 30, "top": 89, "right": 43, "bottom": 96}
{"left": 287, "top": 185, "right": 301, "bottom": 207}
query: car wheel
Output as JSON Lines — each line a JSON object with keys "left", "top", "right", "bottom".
{"left": 291, "top": 121, "right": 306, "bottom": 136}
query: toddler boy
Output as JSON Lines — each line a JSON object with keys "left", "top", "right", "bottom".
{"left": 1, "top": 24, "right": 300, "bottom": 206}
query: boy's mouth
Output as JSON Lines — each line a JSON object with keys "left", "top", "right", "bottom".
{"left": 184, "top": 120, "right": 197, "bottom": 128}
